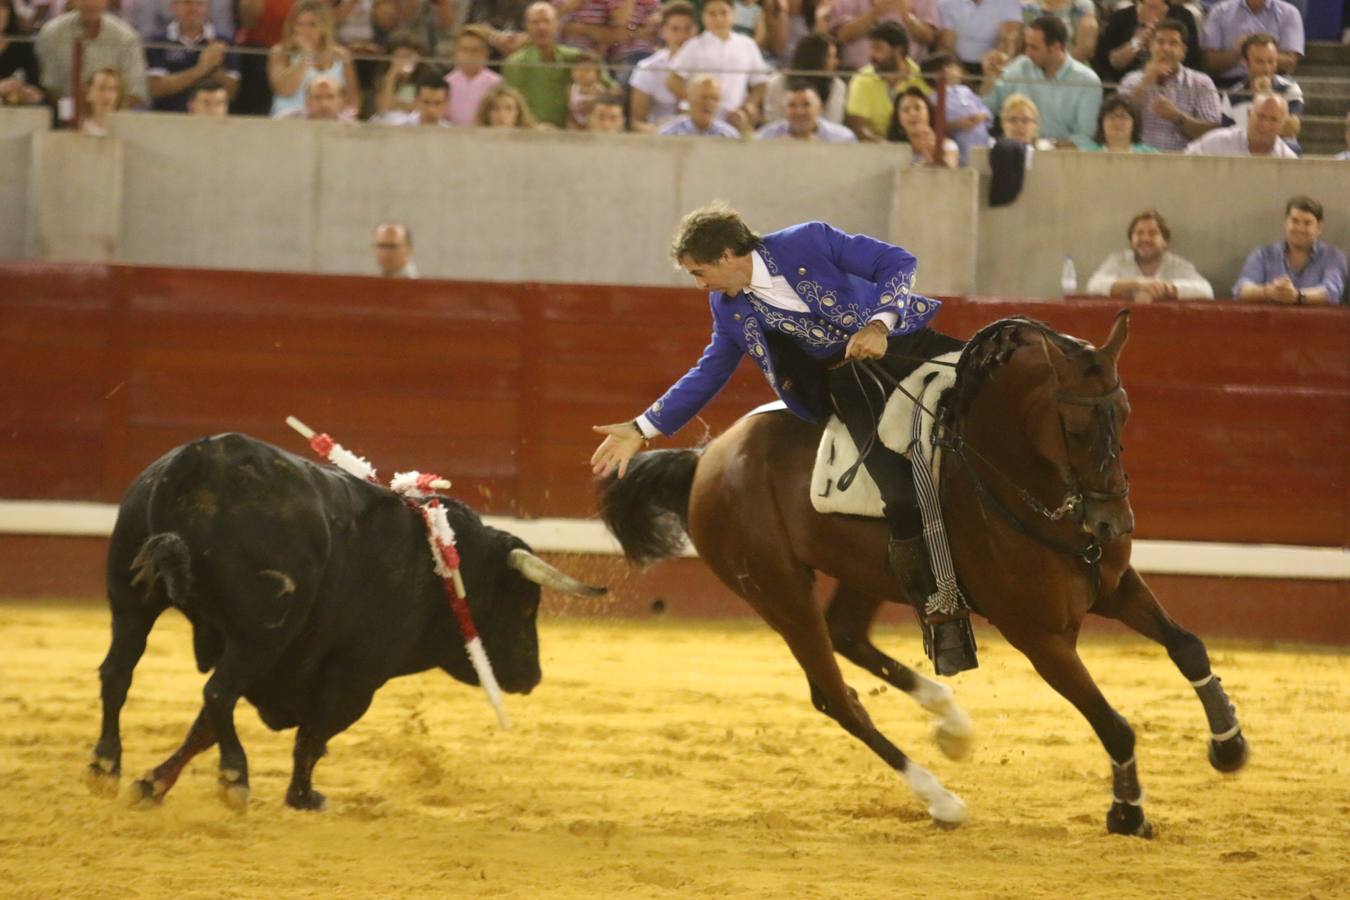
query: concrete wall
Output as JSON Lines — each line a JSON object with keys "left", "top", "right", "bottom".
{"left": 6, "top": 107, "right": 1348, "bottom": 297}
{"left": 0, "top": 108, "right": 49, "bottom": 260}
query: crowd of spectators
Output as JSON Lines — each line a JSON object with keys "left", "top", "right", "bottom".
{"left": 0, "top": 0, "right": 1343, "bottom": 299}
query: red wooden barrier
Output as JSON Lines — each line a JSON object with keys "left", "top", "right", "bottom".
{"left": 1, "top": 262, "right": 1347, "bottom": 548}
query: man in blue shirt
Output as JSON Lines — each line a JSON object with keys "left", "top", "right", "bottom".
{"left": 1202, "top": 0, "right": 1304, "bottom": 87}
{"left": 144, "top": 0, "right": 237, "bottom": 113}
{"left": 591, "top": 203, "right": 977, "bottom": 673}
{"left": 982, "top": 15, "right": 1102, "bottom": 146}
{"left": 1234, "top": 196, "right": 1345, "bottom": 305}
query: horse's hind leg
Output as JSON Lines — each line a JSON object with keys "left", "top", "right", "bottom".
{"left": 1093, "top": 567, "right": 1248, "bottom": 773}
{"left": 1010, "top": 628, "right": 1153, "bottom": 838}
{"left": 726, "top": 563, "right": 966, "bottom": 827}
{"left": 130, "top": 708, "right": 217, "bottom": 805}
{"left": 87, "top": 599, "right": 166, "bottom": 796}
{"left": 824, "top": 583, "right": 974, "bottom": 760}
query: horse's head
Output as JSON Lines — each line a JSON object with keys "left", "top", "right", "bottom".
{"left": 1025, "top": 310, "right": 1134, "bottom": 545}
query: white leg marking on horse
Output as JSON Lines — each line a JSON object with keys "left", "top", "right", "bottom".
{"left": 908, "top": 674, "right": 975, "bottom": 760}
{"left": 903, "top": 762, "right": 967, "bottom": 826}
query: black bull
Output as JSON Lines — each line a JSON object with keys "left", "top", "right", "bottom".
{"left": 86, "top": 433, "right": 603, "bottom": 811}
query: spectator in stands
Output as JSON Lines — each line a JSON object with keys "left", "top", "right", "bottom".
{"left": 936, "top": 0, "right": 1021, "bottom": 75}
{"left": 828, "top": 0, "right": 941, "bottom": 71}
{"left": 658, "top": 72, "right": 742, "bottom": 137}
{"left": 629, "top": 1, "right": 696, "bottom": 133}
{"left": 35, "top": 0, "right": 148, "bottom": 109}
{"left": 463, "top": 0, "right": 531, "bottom": 56}
{"left": 565, "top": 51, "right": 610, "bottom": 129}
{"left": 556, "top": 0, "right": 663, "bottom": 70}
{"left": 374, "top": 222, "right": 418, "bottom": 278}
{"left": 1185, "top": 92, "right": 1295, "bottom": 156}
{"left": 445, "top": 25, "right": 502, "bottom": 127}
{"left": 667, "top": 0, "right": 771, "bottom": 131}
{"left": 1019, "top": 0, "right": 1097, "bottom": 63}
{"left": 919, "top": 52, "right": 989, "bottom": 163}
{"left": 757, "top": 80, "right": 858, "bottom": 140}
{"left": 232, "top": 0, "right": 292, "bottom": 116}
{"left": 503, "top": 1, "right": 587, "bottom": 128}
{"left": 1234, "top": 197, "right": 1346, "bottom": 306}
{"left": 1093, "top": 0, "right": 1202, "bottom": 84}
{"left": 1087, "top": 209, "right": 1214, "bottom": 301}
{"left": 79, "top": 65, "right": 125, "bottom": 134}
{"left": 1119, "top": 18, "right": 1220, "bottom": 152}
{"left": 844, "top": 21, "right": 928, "bottom": 142}
{"left": 0, "top": 0, "right": 44, "bottom": 106}
{"left": 185, "top": 78, "right": 229, "bottom": 114}
{"left": 904, "top": 122, "right": 954, "bottom": 166}
{"left": 730, "top": 0, "right": 789, "bottom": 61}
{"left": 1202, "top": 0, "right": 1303, "bottom": 88}
{"left": 267, "top": 0, "right": 358, "bottom": 119}
{"left": 476, "top": 82, "right": 538, "bottom": 127}
{"left": 372, "top": 28, "right": 426, "bottom": 120}
{"left": 133, "top": 0, "right": 235, "bottom": 43}
{"left": 380, "top": 76, "right": 451, "bottom": 125}
{"left": 588, "top": 91, "right": 625, "bottom": 131}
{"left": 887, "top": 83, "right": 957, "bottom": 162}
{"left": 997, "top": 92, "right": 1054, "bottom": 149}
{"left": 1220, "top": 32, "right": 1302, "bottom": 153}
{"left": 763, "top": 33, "right": 847, "bottom": 125}
{"left": 275, "top": 71, "right": 349, "bottom": 119}
{"left": 146, "top": 0, "right": 238, "bottom": 113}
{"left": 981, "top": 15, "right": 1100, "bottom": 147}
{"left": 1082, "top": 94, "right": 1157, "bottom": 153}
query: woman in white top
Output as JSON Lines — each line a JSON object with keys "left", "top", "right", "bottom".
{"left": 762, "top": 32, "right": 847, "bottom": 125}
{"left": 268, "top": 0, "right": 359, "bottom": 118}
{"left": 667, "top": 0, "right": 772, "bottom": 131}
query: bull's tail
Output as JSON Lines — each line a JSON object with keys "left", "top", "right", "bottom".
{"left": 597, "top": 449, "right": 700, "bottom": 566}
{"left": 129, "top": 533, "right": 193, "bottom": 608}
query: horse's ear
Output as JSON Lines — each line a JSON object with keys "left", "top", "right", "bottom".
{"left": 1098, "top": 308, "right": 1130, "bottom": 365}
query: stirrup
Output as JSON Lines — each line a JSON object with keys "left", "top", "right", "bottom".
{"left": 923, "top": 616, "right": 979, "bottom": 677}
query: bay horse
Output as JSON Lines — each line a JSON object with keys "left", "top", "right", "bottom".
{"left": 598, "top": 311, "right": 1248, "bottom": 836}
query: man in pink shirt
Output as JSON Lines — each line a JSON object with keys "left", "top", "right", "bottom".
{"left": 830, "top": 0, "right": 942, "bottom": 70}
{"left": 444, "top": 24, "right": 501, "bottom": 126}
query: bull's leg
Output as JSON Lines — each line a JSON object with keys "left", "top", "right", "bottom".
{"left": 286, "top": 679, "right": 377, "bottom": 811}
{"left": 721, "top": 561, "right": 966, "bottom": 828}
{"left": 87, "top": 602, "right": 166, "bottom": 797}
{"left": 1092, "top": 567, "right": 1248, "bottom": 773}
{"left": 825, "top": 583, "right": 974, "bottom": 761}
{"left": 129, "top": 708, "right": 217, "bottom": 805}
{"left": 1008, "top": 626, "right": 1152, "bottom": 838}
{"left": 201, "top": 642, "right": 274, "bottom": 812}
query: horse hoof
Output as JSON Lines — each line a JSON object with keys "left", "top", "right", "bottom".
{"left": 934, "top": 723, "right": 974, "bottom": 762}
{"left": 928, "top": 792, "right": 968, "bottom": 828}
{"left": 84, "top": 760, "right": 120, "bottom": 797}
{"left": 1106, "top": 802, "right": 1153, "bottom": 839}
{"left": 286, "top": 789, "right": 327, "bottom": 812}
{"left": 129, "top": 777, "right": 165, "bottom": 807}
{"left": 1209, "top": 732, "right": 1248, "bottom": 773}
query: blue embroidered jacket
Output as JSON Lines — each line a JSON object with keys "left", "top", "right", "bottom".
{"left": 643, "top": 221, "right": 940, "bottom": 434}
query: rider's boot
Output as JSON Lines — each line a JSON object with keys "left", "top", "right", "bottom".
{"left": 888, "top": 536, "right": 978, "bottom": 676}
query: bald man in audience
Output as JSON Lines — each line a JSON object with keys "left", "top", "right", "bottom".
{"left": 275, "top": 74, "right": 347, "bottom": 121}
{"left": 373, "top": 223, "right": 419, "bottom": 278}
{"left": 1185, "top": 93, "right": 1295, "bottom": 157}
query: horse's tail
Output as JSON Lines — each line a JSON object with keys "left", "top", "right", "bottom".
{"left": 597, "top": 449, "right": 700, "bottom": 566}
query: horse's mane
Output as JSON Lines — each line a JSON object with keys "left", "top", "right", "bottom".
{"left": 944, "top": 316, "right": 1093, "bottom": 423}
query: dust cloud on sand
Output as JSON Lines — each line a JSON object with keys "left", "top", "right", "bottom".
{"left": 1, "top": 600, "right": 1346, "bottom": 899}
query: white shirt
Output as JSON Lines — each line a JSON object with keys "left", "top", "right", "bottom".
{"left": 629, "top": 48, "right": 681, "bottom": 127}
{"left": 1086, "top": 250, "right": 1215, "bottom": 299}
{"left": 1184, "top": 125, "right": 1297, "bottom": 158}
{"left": 669, "top": 30, "right": 771, "bottom": 116}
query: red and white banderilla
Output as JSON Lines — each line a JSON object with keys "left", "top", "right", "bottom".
{"left": 285, "top": 416, "right": 511, "bottom": 730}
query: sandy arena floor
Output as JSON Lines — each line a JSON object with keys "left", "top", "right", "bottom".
{"left": 0, "top": 599, "right": 1346, "bottom": 899}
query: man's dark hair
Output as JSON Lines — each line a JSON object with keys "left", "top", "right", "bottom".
{"left": 1128, "top": 209, "right": 1171, "bottom": 243}
{"left": 1240, "top": 31, "right": 1278, "bottom": 60}
{"left": 415, "top": 76, "right": 448, "bottom": 94}
{"left": 670, "top": 202, "right": 761, "bottom": 265}
{"left": 1154, "top": 17, "right": 1190, "bottom": 42}
{"left": 1030, "top": 15, "right": 1068, "bottom": 49}
{"left": 869, "top": 20, "right": 909, "bottom": 53}
{"left": 1285, "top": 195, "right": 1323, "bottom": 222}
{"left": 661, "top": 0, "right": 696, "bottom": 26}
{"left": 188, "top": 80, "right": 228, "bottom": 101}
{"left": 1093, "top": 94, "right": 1143, "bottom": 145}
{"left": 594, "top": 92, "right": 624, "bottom": 109}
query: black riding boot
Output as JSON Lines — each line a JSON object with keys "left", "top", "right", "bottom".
{"left": 888, "top": 537, "right": 978, "bottom": 676}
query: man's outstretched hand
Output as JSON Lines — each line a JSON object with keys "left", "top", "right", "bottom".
{"left": 591, "top": 422, "right": 646, "bottom": 478}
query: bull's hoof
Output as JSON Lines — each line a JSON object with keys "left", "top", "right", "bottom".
{"left": 1106, "top": 802, "right": 1154, "bottom": 839}
{"left": 84, "top": 758, "right": 121, "bottom": 797}
{"left": 129, "top": 776, "right": 166, "bottom": 807}
{"left": 934, "top": 722, "right": 974, "bottom": 762}
{"left": 218, "top": 771, "right": 249, "bottom": 813}
{"left": 1209, "top": 732, "right": 1248, "bottom": 773}
{"left": 285, "top": 788, "right": 327, "bottom": 812}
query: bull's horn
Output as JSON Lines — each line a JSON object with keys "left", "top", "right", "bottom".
{"left": 508, "top": 549, "right": 607, "bottom": 597}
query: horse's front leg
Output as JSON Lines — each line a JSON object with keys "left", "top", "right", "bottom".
{"left": 825, "top": 583, "right": 975, "bottom": 760}
{"left": 1007, "top": 626, "right": 1152, "bottom": 838}
{"left": 1092, "top": 567, "right": 1248, "bottom": 773}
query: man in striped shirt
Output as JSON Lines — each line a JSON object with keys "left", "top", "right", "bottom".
{"left": 1119, "top": 18, "right": 1220, "bottom": 151}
